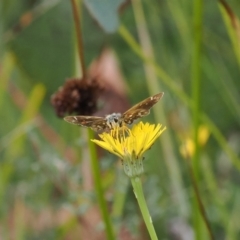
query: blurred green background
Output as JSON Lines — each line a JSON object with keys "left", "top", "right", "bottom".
{"left": 1, "top": 0, "right": 240, "bottom": 239}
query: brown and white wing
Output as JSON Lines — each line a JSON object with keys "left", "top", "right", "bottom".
{"left": 122, "top": 92, "right": 164, "bottom": 125}
{"left": 64, "top": 116, "right": 108, "bottom": 131}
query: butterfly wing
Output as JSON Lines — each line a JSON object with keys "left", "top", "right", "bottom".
{"left": 64, "top": 116, "right": 108, "bottom": 131}
{"left": 64, "top": 93, "right": 164, "bottom": 130}
{"left": 122, "top": 92, "right": 164, "bottom": 125}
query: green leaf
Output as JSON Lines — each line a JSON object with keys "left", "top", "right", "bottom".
{"left": 7, "top": 1, "right": 74, "bottom": 92}
{"left": 84, "top": 0, "right": 125, "bottom": 33}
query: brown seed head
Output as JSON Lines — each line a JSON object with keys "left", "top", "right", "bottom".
{"left": 51, "top": 77, "right": 103, "bottom": 117}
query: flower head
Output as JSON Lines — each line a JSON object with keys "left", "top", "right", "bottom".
{"left": 91, "top": 122, "right": 166, "bottom": 177}
{"left": 51, "top": 77, "right": 103, "bottom": 117}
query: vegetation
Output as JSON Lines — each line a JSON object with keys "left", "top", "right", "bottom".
{"left": 1, "top": 0, "right": 240, "bottom": 239}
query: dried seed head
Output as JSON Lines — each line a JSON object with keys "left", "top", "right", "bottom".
{"left": 51, "top": 77, "right": 103, "bottom": 117}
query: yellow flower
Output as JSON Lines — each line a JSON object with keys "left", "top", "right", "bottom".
{"left": 91, "top": 122, "right": 166, "bottom": 177}
{"left": 180, "top": 125, "right": 210, "bottom": 158}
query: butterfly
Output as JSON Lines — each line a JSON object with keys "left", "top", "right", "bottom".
{"left": 64, "top": 92, "right": 164, "bottom": 132}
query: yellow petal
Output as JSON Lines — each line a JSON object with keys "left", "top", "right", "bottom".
{"left": 91, "top": 122, "right": 166, "bottom": 161}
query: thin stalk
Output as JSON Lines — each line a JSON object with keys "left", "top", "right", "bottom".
{"left": 87, "top": 129, "right": 115, "bottom": 240}
{"left": 131, "top": 177, "right": 158, "bottom": 240}
{"left": 191, "top": 0, "right": 203, "bottom": 238}
{"left": 192, "top": 0, "right": 203, "bottom": 177}
{"left": 201, "top": 154, "right": 236, "bottom": 239}
{"left": 70, "top": 0, "right": 86, "bottom": 77}
{"left": 118, "top": 25, "right": 196, "bottom": 106}
{"left": 185, "top": 155, "right": 215, "bottom": 240}
{"left": 131, "top": 0, "right": 188, "bottom": 217}
{"left": 219, "top": 0, "right": 240, "bottom": 67}
{"left": 0, "top": 53, "right": 13, "bottom": 108}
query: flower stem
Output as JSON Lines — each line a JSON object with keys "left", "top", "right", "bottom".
{"left": 130, "top": 177, "right": 158, "bottom": 240}
{"left": 70, "top": 0, "right": 86, "bottom": 77}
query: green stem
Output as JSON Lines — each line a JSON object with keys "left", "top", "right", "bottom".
{"left": 191, "top": 0, "right": 203, "bottom": 238}
{"left": 219, "top": 0, "right": 240, "bottom": 67}
{"left": 192, "top": 0, "right": 203, "bottom": 177}
{"left": 88, "top": 129, "right": 115, "bottom": 240}
{"left": 186, "top": 156, "right": 215, "bottom": 240}
{"left": 131, "top": 177, "right": 158, "bottom": 240}
{"left": 131, "top": 0, "right": 188, "bottom": 218}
